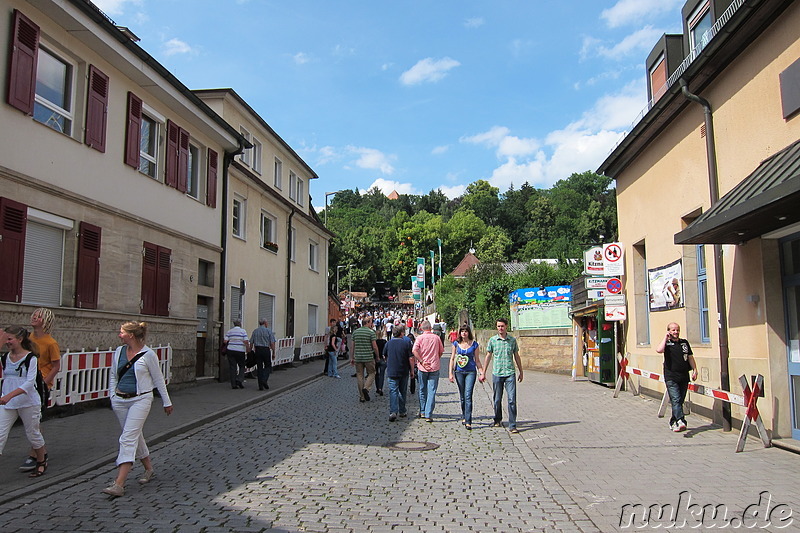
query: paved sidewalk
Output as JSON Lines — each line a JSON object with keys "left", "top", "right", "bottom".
{"left": 1, "top": 356, "right": 799, "bottom": 531}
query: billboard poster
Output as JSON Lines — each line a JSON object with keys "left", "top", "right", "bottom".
{"left": 509, "top": 285, "right": 572, "bottom": 330}
{"left": 648, "top": 259, "right": 683, "bottom": 312}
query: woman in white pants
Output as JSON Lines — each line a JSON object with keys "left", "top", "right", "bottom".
{"left": 0, "top": 326, "right": 47, "bottom": 477}
{"left": 103, "top": 321, "right": 173, "bottom": 497}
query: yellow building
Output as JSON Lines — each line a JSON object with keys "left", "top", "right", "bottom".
{"left": 598, "top": 0, "right": 800, "bottom": 442}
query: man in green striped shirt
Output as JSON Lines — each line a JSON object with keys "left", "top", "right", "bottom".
{"left": 349, "top": 316, "right": 379, "bottom": 402}
{"left": 482, "top": 318, "right": 524, "bottom": 433}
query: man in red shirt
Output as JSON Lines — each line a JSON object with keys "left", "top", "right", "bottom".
{"left": 412, "top": 320, "right": 444, "bottom": 422}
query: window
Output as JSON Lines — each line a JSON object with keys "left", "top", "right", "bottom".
{"left": 187, "top": 143, "right": 200, "bottom": 199}
{"left": 649, "top": 53, "right": 667, "bottom": 103}
{"left": 633, "top": 241, "right": 650, "bottom": 345}
{"left": 22, "top": 210, "right": 73, "bottom": 307}
{"left": 308, "top": 304, "right": 318, "bottom": 335}
{"left": 289, "top": 171, "right": 297, "bottom": 200}
{"left": 230, "top": 285, "right": 242, "bottom": 324}
{"left": 232, "top": 196, "right": 246, "bottom": 239}
{"left": 33, "top": 46, "right": 73, "bottom": 135}
{"left": 274, "top": 158, "right": 283, "bottom": 189}
{"left": 260, "top": 211, "right": 277, "bottom": 251}
{"left": 239, "top": 127, "right": 251, "bottom": 166}
{"left": 85, "top": 65, "right": 109, "bottom": 152}
{"left": 139, "top": 114, "right": 158, "bottom": 178}
{"left": 697, "top": 245, "right": 710, "bottom": 343}
{"left": 206, "top": 149, "right": 218, "bottom": 208}
{"left": 258, "top": 292, "right": 275, "bottom": 333}
{"left": 252, "top": 137, "right": 262, "bottom": 174}
{"left": 689, "top": 1, "right": 712, "bottom": 53}
{"left": 198, "top": 259, "right": 214, "bottom": 287}
{"left": 0, "top": 197, "right": 28, "bottom": 302}
{"left": 141, "top": 242, "right": 171, "bottom": 316}
{"left": 297, "top": 178, "right": 305, "bottom": 206}
{"left": 76, "top": 221, "right": 101, "bottom": 309}
{"left": 309, "top": 240, "right": 319, "bottom": 271}
{"left": 166, "top": 120, "right": 190, "bottom": 192}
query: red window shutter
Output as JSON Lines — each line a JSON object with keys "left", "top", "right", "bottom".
{"left": 85, "top": 66, "right": 109, "bottom": 152}
{"left": 177, "top": 127, "right": 190, "bottom": 193}
{"left": 165, "top": 120, "right": 179, "bottom": 188}
{"left": 75, "top": 221, "right": 101, "bottom": 309}
{"left": 155, "top": 246, "right": 171, "bottom": 316}
{"left": 0, "top": 197, "right": 28, "bottom": 302}
{"left": 141, "top": 242, "right": 157, "bottom": 315}
{"left": 6, "top": 10, "right": 39, "bottom": 114}
{"left": 206, "top": 148, "right": 218, "bottom": 207}
{"left": 124, "top": 92, "right": 142, "bottom": 168}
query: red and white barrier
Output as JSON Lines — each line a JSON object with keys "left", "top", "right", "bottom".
{"left": 273, "top": 337, "right": 296, "bottom": 366}
{"left": 613, "top": 356, "right": 770, "bottom": 452}
{"left": 299, "top": 334, "right": 326, "bottom": 361}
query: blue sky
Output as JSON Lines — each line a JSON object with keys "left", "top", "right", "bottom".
{"left": 93, "top": 0, "right": 684, "bottom": 208}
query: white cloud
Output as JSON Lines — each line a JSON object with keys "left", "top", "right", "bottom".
{"left": 582, "top": 26, "right": 662, "bottom": 61}
{"left": 293, "top": 52, "right": 311, "bottom": 65}
{"left": 347, "top": 146, "right": 396, "bottom": 175}
{"left": 601, "top": 0, "right": 683, "bottom": 28}
{"left": 163, "top": 38, "right": 193, "bottom": 56}
{"left": 431, "top": 145, "right": 449, "bottom": 155}
{"left": 464, "top": 17, "right": 484, "bottom": 29}
{"left": 464, "top": 80, "right": 645, "bottom": 189}
{"left": 400, "top": 57, "right": 461, "bottom": 86}
{"left": 438, "top": 184, "right": 466, "bottom": 199}
{"left": 91, "top": 0, "right": 141, "bottom": 16}
{"left": 362, "top": 178, "right": 417, "bottom": 196}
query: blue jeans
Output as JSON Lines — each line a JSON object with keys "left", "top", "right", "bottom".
{"left": 387, "top": 375, "right": 409, "bottom": 415}
{"left": 375, "top": 359, "right": 386, "bottom": 391}
{"left": 454, "top": 371, "right": 477, "bottom": 425}
{"left": 417, "top": 370, "right": 440, "bottom": 418}
{"left": 327, "top": 350, "right": 340, "bottom": 377}
{"left": 666, "top": 379, "right": 688, "bottom": 424}
{"left": 493, "top": 374, "right": 517, "bottom": 429}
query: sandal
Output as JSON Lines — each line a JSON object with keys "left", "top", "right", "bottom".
{"left": 28, "top": 460, "right": 47, "bottom": 478}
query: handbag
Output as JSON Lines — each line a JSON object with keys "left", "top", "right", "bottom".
{"left": 245, "top": 350, "right": 257, "bottom": 367}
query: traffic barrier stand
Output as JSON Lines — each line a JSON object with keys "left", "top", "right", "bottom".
{"left": 614, "top": 362, "right": 771, "bottom": 452}
{"left": 612, "top": 353, "right": 638, "bottom": 397}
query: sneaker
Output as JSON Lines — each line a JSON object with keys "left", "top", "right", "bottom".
{"left": 102, "top": 483, "right": 125, "bottom": 497}
{"left": 669, "top": 421, "right": 676, "bottom": 431}
{"left": 672, "top": 422, "right": 681, "bottom": 432}
{"left": 389, "top": 413, "right": 397, "bottom": 422}
{"left": 138, "top": 469, "right": 155, "bottom": 484}
{"left": 19, "top": 455, "right": 37, "bottom": 472}
{"left": 677, "top": 420, "right": 687, "bottom": 432}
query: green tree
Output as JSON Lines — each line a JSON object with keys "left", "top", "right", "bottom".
{"left": 476, "top": 226, "right": 512, "bottom": 263}
{"left": 461, "top": 180, "right": 500, "bottom": 225}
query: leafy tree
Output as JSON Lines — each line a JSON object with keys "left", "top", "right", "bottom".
{"left": 461, "top": 180, "right": 500, "bottom": 225}
{"left": 476, "top": 226, "right": 512, "bottom": 263}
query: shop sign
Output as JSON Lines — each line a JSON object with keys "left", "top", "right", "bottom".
{"left": 583, "top": 246, "right": 605, "bottom": 275}
{"left": 585, "top": 277, "right": 610, "bottom": 289}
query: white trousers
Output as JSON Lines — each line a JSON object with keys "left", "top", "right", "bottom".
{"left": 0, "top": 404, "right": 44, "bottom": 454}
{"left": 111, "top": 394, "right": 153, "bottom": 465}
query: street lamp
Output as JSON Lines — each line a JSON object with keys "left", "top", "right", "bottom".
{"left": 324, "top": 190, "right": 349, "bottom": 226}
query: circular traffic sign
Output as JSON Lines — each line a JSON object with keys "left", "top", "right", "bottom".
{"left": 604, "top": 244, "right": 622, "bottom": 262}
{"left": 606, "top": 277, "right": 622, "bottom": 294}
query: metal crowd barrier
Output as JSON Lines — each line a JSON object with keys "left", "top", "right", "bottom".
{"left": 299, "top": 334, "right": 326, "bottom": 360}
{"left": 273, "top": 337, "right": 296, "bottom": 366}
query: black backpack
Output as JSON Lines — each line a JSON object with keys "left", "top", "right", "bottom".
{"left": 1, "top": 352, "right": 49, "bottom": 409}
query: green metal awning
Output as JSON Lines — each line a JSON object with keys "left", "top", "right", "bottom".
{"left": 675, "top": 139, "right": 800, "bottom": 244}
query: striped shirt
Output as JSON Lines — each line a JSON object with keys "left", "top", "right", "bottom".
{"left": 225, "top": 326, "right": 248, "bottom": 352}
{"left": 352, "top": 326, "right": 377, "bottom": 362}
{"left": 486, "top": 334, "right": 518, "bottom": 377}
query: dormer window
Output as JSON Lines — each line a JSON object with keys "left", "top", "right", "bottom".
{"left": 688, "top": 1, "right": 712, "bottom": 52}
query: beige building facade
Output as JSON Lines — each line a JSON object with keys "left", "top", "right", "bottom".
{"left": 599, "top": 0, "right": 800, "bottom": 441}
{"left": 195, "top": 89, "right": 332, "bottom": 342}
{"left": 0, "top": 0, "right": 245, "bottom": 382}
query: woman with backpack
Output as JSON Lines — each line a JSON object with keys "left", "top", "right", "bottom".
{"left": 0, "top": 326, "right": 48, "bottom": 477}
{"left": 103, "top": 321, "right": 173, "bottom": 497}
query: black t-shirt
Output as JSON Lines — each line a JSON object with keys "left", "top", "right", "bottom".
{"left": 663, "top": 338, "right": 693, "bottom": 381}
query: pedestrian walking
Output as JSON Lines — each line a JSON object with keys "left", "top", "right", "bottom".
{"left": 482, "top": 318, "right": 523, "bottom": 433}
{"left": 224, "top": 320, "right": 250, "bottom": 389}
{"left": 326, "top": 323, "right": 342, "bottom": 378}
{"left": 374, "top": 328, "right": 387, "bottom": 396}
{"left": 103, "top": 321, "right": 173, "bottom": 497}
{"left": 251, "top": 318, "right": 276, "bottom": 390}
{"left": 448, "top": 324, "right": 484, "bottom": 430}
{"left": 656, "top": 322, "right": 697, "bottom": 432}
{"left": 412, "top": 320, "right": 444, "bottom": 422}
{"left": 19, "top": 308, "right": 59, "bottom": 472}
{"left": 349, "top": 316, "right": 378, "bottom": 402}
{"left": 0, "top": 326, "right": 48, "bottom": 478}
{"left": 323, "top": 319, "right": 337, "bottom": 375}
{"left": 384, "top": 325, "right": 415, "bottom": 421}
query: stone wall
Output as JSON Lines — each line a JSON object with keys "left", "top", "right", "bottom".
{"left": 474, "top": 328, "right": 573, "bottom": 375}
{"left": 0, "top": 304, "right": 219, "bottom": 385}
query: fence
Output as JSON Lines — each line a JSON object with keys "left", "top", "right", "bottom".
{"left": 1, "top": 345, "right": 172, "bottom": 408}
{"left": 273, "top": 337, "right": 296, "bottom": 366}
{"left": 299, "top": 334, "right": 326, "bottom": 361}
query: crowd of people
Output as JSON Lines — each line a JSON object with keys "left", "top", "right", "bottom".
{"left": 327, "top": 311, "right": 525, "bottom": 434}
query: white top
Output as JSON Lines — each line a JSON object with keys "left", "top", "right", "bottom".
{"left": 1, "top": 352, "right": 39, "bottom": 409}
{"left": 108, "top": 345, "right": 172, "bottom": 407}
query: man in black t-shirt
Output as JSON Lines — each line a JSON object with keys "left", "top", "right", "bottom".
{"left": 656, "top": 323, "right": 698, "bottom": 432}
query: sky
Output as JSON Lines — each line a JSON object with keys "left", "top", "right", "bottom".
{"left": 92, "top": 0, "right": 685, "bottom": 209}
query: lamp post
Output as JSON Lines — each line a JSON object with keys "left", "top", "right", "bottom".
{"left": 324, "top": 190, "right": 348, "bottom": 226}
{"left": 336, "top": 264, "right": 348, "bottom": 299}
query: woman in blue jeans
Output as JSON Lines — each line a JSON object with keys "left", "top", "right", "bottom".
{"left": 448, "top": 325, "right": 484, "bottom": 430}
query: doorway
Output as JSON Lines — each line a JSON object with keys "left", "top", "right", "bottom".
{"left": 781, "top": 235, "right": 800, "bottom": 440}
